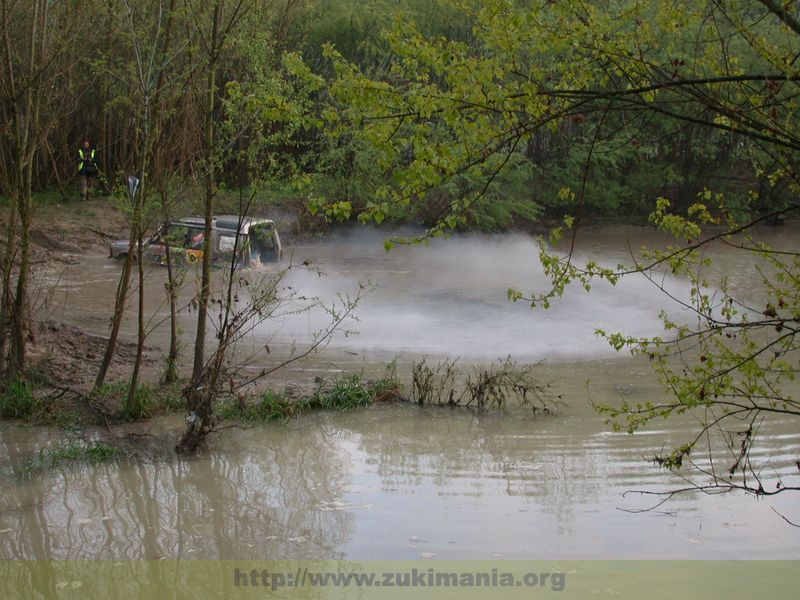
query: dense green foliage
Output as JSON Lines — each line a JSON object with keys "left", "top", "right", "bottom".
{"left": 319, "top": 0, "right": 798, "bottom": 234}
{"left": 1, "top": 0, "right": 784, "bottom": 230}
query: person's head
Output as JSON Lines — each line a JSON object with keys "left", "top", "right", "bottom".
{"left": 83, "top": 140, "right": 90, "bottom": 149}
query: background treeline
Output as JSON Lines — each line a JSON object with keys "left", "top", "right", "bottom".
{"left": 1, "top": 0, "right": 783, "bottom": 232}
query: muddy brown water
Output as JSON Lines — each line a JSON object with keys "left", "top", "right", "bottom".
{"left": 1, "top": 226, "right": 799, "bottom": 559}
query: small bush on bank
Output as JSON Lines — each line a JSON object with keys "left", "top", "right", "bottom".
{"left": 314, "top": 373, "right": 376, "bottom": 410}
{"left": 92, "top": 382, "right": 186, "bottom": 421}
{"left": 218, "top": 390, "right": 303, "bottom": 423}
{"left": 410, "top": 357, "right": 561, "bottom": 415}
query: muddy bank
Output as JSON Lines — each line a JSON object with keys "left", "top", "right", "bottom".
{"left": 27, "top": 320, "right": 157, "bottom": 389}
{"left": 1, "top": 197, "right": 128, "bottom": 264}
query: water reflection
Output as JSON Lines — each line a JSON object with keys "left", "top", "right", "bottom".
{"left": 2, "top": 392, "right": 798, "bottom": 560}
{"left": 0, "top": 424, "right": 355, "bottom": 559}
{"left": 329, "top": 403, "right": 800, "bottom": 559}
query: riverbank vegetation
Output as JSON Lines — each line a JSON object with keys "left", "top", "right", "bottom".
{"left": 17, "top": 441, "right": 121, "bottom": 480}
{"left": 218, "top": 370, "right": 402, "bottom": 423}
{"left": 217, "top": 358, "right": 559, "bottom": 425}
{"left": 410, "top": 357, "right": 560, "bottom": 414}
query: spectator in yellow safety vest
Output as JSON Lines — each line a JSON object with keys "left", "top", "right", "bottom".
{"left": 78, "top": 140, "right": 98, "bottom": 200}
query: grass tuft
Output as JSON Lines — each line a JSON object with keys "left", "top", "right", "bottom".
{"left": 0, "top": 375, "right": 39, "bottom": 420}
{"left": 92, "top": 382, "right": 153, "bottom": 422}
{"left": 314, "top": 373, "right": 376, "bottom": 410}
{"left": 20, "top": 441, "right": 120, "bottom": 478}
{"left": 220, "top": 367, "right": 402, "bottom": 424}
{"left": 92, "top": 382, "right": 186, "bottom": 422}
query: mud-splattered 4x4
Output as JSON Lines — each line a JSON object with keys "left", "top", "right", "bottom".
{"left": 109, "top": 215, "right": 282, "bottom": 267}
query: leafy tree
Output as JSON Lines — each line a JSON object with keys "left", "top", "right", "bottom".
{"left": 321, "top": 0, "right": 800, "bottom": 499}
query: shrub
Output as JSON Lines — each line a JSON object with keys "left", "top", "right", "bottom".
{"left": 411, "top": 357, "right": 561, "bottom": 415}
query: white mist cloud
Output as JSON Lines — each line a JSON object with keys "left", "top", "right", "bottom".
{"left": 258, "top": 228, "right": 693, "bottom": 362}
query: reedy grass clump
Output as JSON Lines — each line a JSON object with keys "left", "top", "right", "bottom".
{"left": 411, "top": 357, "right": 561, "bottom": 415}
{"left": 220, "top": 368, "right": 402, "bottom": 424}
{"left": 0, "top": 374, "right": 39, "bottom": 420}
{"left": 19, "top": 441, "right": 120, "bottom": 478}
{"left": 93, "top": 382, "right": 153, "bottom": 422}
{"left": 93, "top": 382, "right": 184, "bottom": 421}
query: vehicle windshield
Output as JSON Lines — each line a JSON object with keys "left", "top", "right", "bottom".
{"left": 160, "top": 224, "right": 205, "bottom": 249}
{"left": 249, "top": 222, "right": 278, "bottom": 264}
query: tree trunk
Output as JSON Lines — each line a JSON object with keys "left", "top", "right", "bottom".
{"left": 191, "top": 0, "right": 222, "bottom": 383}
{"left": 164, "top": 252, "right": 180, "bottom": 384}
{"left": 0, "top": 202, "right": 17, "bottom": 375}
{"left": 10, "top": 187, "right": 32, "bottom": 375}
{"left": 126, "top": 139, "right": 148, "bottom": 409}
{"left": 162, "top": 211, "right": 180, "bottom": 385}
{"left": 126, "top": 219, "right": 147, "bottom": 413}
{"left": 94, "top": 236, "right": 136, "bottom": 389}
{"left": 8, "top": 0, "right": 47, "bottom": 376}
